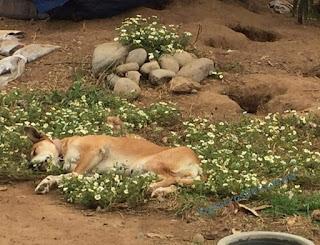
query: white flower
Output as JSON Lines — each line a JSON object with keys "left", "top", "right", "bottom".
{"left": 94, "top": 194, "right": 101, "bottom": 200}
{"left": 114, "top": 175, "right": 120, "bottom": 183}
{"left": 113, "top": 37, "right": 119, "bottom": 41}
{"left": 148, "top": 53, "right": 154, "bottom": 60}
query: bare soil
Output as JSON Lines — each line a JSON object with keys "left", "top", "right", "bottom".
{"left": 1, "top": 0, "right": 320, "bottom": 244}
{"left": 1, "top": 182, "right": 319, "bottom": 245}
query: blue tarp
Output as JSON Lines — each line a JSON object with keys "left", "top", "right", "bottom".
{"left": 33, "top": 0, "right": 70, "bottom": 13}
{"left": 31, "top": 0, "right": 162, "bottom": 20}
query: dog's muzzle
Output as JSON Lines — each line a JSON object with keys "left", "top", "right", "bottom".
{"left": 28, "top": 156, "right": 51, "bottom": 171}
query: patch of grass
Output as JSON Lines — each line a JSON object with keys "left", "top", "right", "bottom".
{"left": 145, "top": 102, "right": 181, "bottom": 127}
{"left": 170, "top": 115, "right": 320, "bottom": 196}
{"left": 0, "top": 80, "right": 181, "bottom": 182}
{"left": 1, "top": 80, "right": 320, "bottom": 212}
{"left": 59, "top": 168, "right": 156, "bottom": 209}
{"left": 262, "top": 192, "right": 320, "bottom": 217}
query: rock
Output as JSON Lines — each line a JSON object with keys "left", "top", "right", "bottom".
{"left": 173, "top": 50, "right": 196, "bottom": 67}
{"left": 92, "top": 42, "right": 128, "bottom": 76}
{"left": 116, "top": 62, "right": 139, "bottom": 75}
{"left": 178, "top": 58, "right": 215, "bottom": 83}
{"left": 169, "top": 76, "right": 201, "bottom": 94}
{"left": 149, "top": 69, "right": 176, "bottom": 85}
{"left": 106, "top": 73, "right": 120, "bottom": 88}
{"left": 159, "top": 54, "right": 179, "bottom": 73}
{"left": 126, "top": 71, "right": 141, "bottom": 85}
{"left": 126, "top": 48, "right": 147, "bottom": 66}
{"left": 140, "top": 61, "right": 160, "bottom": 75}
{"left": 311, "top": 210, "right": 320, "bottom": 221}
{"left": 113, "top": 78, "right": 141, "bottom": 100}
{"left": 192, "top": 233, "right": 205, "bottom": 244}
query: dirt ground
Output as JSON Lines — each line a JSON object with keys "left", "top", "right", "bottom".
{"left": 1, "top": 0, "right": 320, "bottom": 244}
{"left": 1, "top": 182, "right": 319, "bottom": 245}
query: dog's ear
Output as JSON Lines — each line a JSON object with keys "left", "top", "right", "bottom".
{"left": 24, "top": 126, "right": 44, "bottom": 143}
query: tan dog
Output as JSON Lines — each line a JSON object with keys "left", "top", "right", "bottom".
{"left": 24, "top": 127, "right": 202, "bottom": 197}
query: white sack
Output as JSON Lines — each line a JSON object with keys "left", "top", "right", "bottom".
{"left": 13, "top": 44, "right": 60, "bottom": 63}
{"left": 0, "top": 54, "right": 26, "bottom": 89}
{"left": 0, "top": 40, "right": 24, "bottom": 56}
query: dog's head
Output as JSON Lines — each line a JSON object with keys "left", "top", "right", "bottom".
{"left": 24, "top": 127, "right": 60, "bottom": 171}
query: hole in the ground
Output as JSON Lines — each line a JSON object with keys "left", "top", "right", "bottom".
{"left": 230, "top": 24, "right": 280, "bottom": 42}
{"left": 226, "top": 89, "right": 273, "bottom": 114}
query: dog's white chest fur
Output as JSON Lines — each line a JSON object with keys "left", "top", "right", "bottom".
{"left": 63, "top": 147, "right": 80, "bottom": 171}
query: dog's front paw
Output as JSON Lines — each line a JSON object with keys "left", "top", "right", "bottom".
{"left": 35, "top": 176, "right": 55, "bottom": 194}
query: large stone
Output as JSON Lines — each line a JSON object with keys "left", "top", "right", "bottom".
{"left": 92, "top": 42, "right": 128, "bottom": 76}
{"left": 113, "top": 78, "right": 141, "bottom": 100}
{"left": 169, "top": 76, "right": 201, "bottom": 94}
{"left": 159, "top": 54, "right": 179, "bottom": 73}
{"left": 140, "top": 61, "right": 160, "bottom": 75}
{"left": 116, "top": 62, "right": 139, "bottom": 75}
{"left": 106, "top": 73, "right": 120, "bottom": 88}
{"left": 125, "top": 48, "right": 147, "bottom": 66}
{"left": 177, "top": 58, "right": 215, "bottom": 83}
{"left": 126, "top": 71, "right": 141, "bottom": 85}
{"left": 173, "top": 50, "right": 196, "bottom": 67}
{"left": 149, "top": 69, "right": 176, "bottom": 85}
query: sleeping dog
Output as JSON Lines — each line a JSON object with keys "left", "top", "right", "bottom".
{"left": 24, "top": 127, "right": 202, "bottom": 197}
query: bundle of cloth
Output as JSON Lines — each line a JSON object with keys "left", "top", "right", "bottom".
{"left": 0, "top": 30, "right": 60, "bottom": 88}
{"left": 269, "top": 0, "right": 293, "bottom": 14}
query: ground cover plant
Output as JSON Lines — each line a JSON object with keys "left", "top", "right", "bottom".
{"left": 114, "top": 15, "right": 192, "bottom": 59}
{"left": 1, "top": 81, "right": 320, "bottom": 216}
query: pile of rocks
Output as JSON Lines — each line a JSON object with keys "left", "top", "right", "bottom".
{"left": 92, "top": 42, "right": 215, "bottom": 100}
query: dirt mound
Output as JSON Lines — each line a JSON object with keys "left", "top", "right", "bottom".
{"left": 173, "top": 83, "right": 243, "bottom": 120}
{"left": 204, "top": 24, "right": 249, "bottom": 50}
{"left": 226, "top": 74, "right": 320, "bottom": 114}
